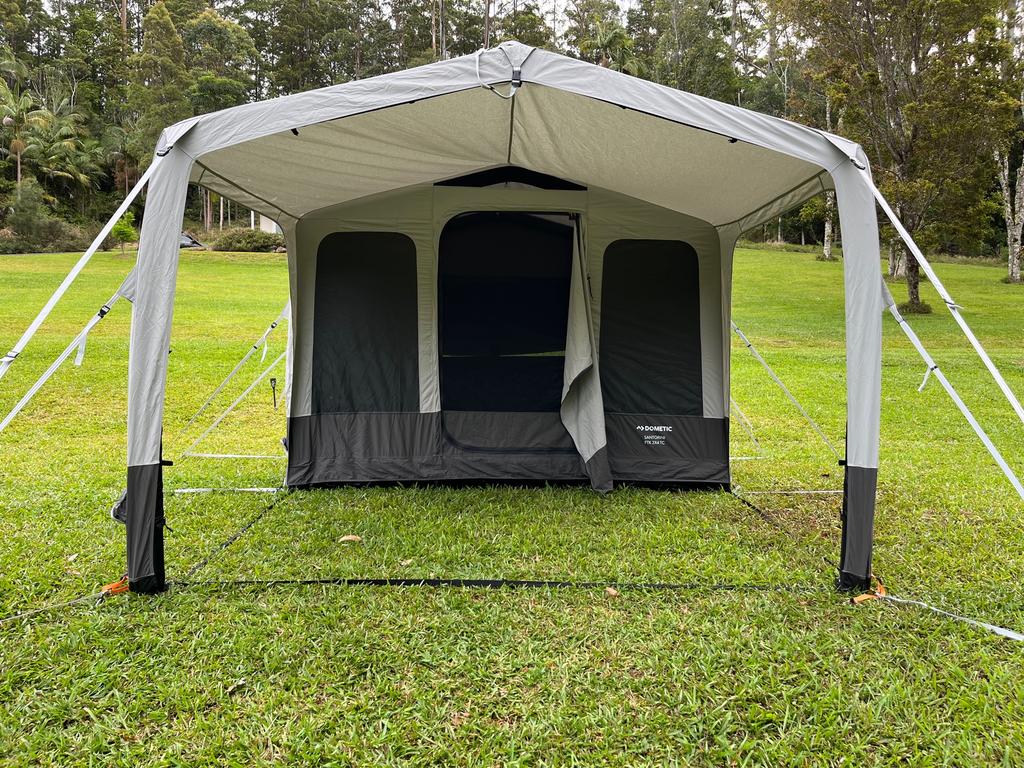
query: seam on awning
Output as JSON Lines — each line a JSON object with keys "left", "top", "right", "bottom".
{"left": 713, "top": 171, "right": 830, "bottom": 230}
{"left": 194, "top": 161, "right": 299, "bottom": 220}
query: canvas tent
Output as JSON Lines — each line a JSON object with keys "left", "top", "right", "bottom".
{"left": 5, "top": 42, "right": 907, "bottom": 593}
{"left": 127, "top": 41, "right": 893, "bottom": 594}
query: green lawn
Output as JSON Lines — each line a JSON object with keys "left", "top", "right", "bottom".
{"left": 1, "top": 246, "right": 1022, "bottom": 765}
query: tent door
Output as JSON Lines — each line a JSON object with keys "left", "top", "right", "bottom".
{"left": 438, "top": 211, "right": 577, "bottom": 453}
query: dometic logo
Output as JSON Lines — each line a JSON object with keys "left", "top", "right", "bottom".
{"left": 636, "top": 424, "right": 672, "bottom": 446}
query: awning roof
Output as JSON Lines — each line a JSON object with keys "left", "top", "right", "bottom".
{"left": 164, "top": 42, "right": 865, "bottom": 228}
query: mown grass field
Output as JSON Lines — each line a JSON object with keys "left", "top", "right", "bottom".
{"left": 0, "top": 246, "right": 1022, "bottom": 765}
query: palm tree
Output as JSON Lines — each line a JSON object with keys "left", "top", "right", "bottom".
{"left": 581, "top": 21, "right": 644, "bottom": 76}
{"left": 0, "top": 49, "right": 52, "bottom": 196}
{"left": 29, "top": 99, "right": 102, "bottom": 196}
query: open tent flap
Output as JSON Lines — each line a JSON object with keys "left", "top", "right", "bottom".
{"left": 122, "top": 42, "right": 885, "bottom": 593}
{"left": 560, "top": 215, "right": 611, "bottom": 491}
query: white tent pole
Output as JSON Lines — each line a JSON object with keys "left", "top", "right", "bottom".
{"left": 0, "top": 157, "right": 161, "bottom": 383}
{"left": 883, "top": 283, "right": 1024, "bottom": 501}
{"left": 731, "top": 321, "right": 841, "bottom": 460}
{"left": 729, "top": 396, "right": 762, "bottom": 453}
{"left": 180, "top": 350, "right": 286, "bottom": 458}
{"left": 175, "top": 302, "right": 289, "bottom": 437}
{"left": 0, "top": 291, "right": 124, "bottom": 433}
{"left": 865, "top": 173, "right": 1024, "bottom": 425}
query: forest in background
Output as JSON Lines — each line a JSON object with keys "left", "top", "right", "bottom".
{"left": 1, "top": 0, "right": 1022, "bottom": 302}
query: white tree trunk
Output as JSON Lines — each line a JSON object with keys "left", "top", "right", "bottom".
{"left": 997, "top": 147, "right": 1024, "bottom": 283}
{"left": 888, "top": 239, "right": 906, "bottom": 278}
{"left": 822, "top": 190, "right": 836, "bottom": 260}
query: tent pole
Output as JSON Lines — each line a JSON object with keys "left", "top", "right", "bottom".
{"left": 865, "top": 174, "right": 1024, "bottom": 426}
{"left": 731, "top": 321, "right": 841, "bottom": 460}
{"left": 0, "top": 157, "right": 161, "bottom": 382}
{"left": 180, "top": 350, "right": 286, "bottom": 459}
{"left": 729, "top": 396, "right": 762, "bottom": 454}
{"left": 883, "top": 283, "right": 1024, "bottom": 501}
{"left": 175, "top": 302, "right": 289, "bottom": 437}
{"left": 0, "top": 291, "right": 125, "bottom": 433}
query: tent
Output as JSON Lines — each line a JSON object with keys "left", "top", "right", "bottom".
{"left": 117, "top": 42, "right": 887, "bottom": 594}
{"left": 6, "top": 42, "right": 1020, "bottom": 595}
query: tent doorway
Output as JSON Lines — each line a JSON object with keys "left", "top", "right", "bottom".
{"left": 438, "top": 211, "right": 576, "bottom": 453}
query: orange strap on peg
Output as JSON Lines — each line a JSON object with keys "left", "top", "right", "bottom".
{"left": 101, "top": 576, "right": 129, "bottom": 596}
{"left": 851, "top": 575, "right": 886, "bottom": 605}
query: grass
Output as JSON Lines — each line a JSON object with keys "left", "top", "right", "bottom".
{"left": 1, "top": 246, "right": 1023, "bottom": 765}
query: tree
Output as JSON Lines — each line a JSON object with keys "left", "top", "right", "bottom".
{"left": 626, "top": 0, "right": 737, "bottom": 101}
{"left": 995, "top": 1, "right": 1023, "bottom": 283}
{"left": 127, "top": 2, "right": 192, "bottom": 165}
{"left": 494, "top": 2, "right": 556, "bottom": 49}
{"left": 998, "top": 95, "right": 1024, "bottom": 282}
{"left": 223, "top": 0, "right": 277, "bottom": 98}
{"left": 777, "top": 0, "right": 1019, "bottom": 311}
{"left": 651, "top": 0, "right": 737, "bottom": 101}
{"left": 27, "top": 96, "right": 104, "bottom": 206}
{"left": 581, "top": 20, "right": 642, "bottom": 74}
{"left": 182, "top": 9, "right": 257, "bottom": 113}
{"left": 563, "top": 0, "right": 620, "bottom": 55}
{"left": 0, "top": 47, "right": 51, "bottom": 194}
{"left": 110, "top": 208, "right": 137, "bottom": 255}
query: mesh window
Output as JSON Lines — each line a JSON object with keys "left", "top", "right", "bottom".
{"left": 439, "top": 212, "right": 573, "bottom": 412}
{"left": 312, "top": 232, "right": 419, "bottom": 413}
{"left": 600, "top": 239, "right": 703, "bottom": 415}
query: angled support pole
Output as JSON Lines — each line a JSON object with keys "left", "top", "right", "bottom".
{"left": 0, "top": 271, "right": 135, "bottom": 433}
{"left": 175, "top": 302, "right": 290, "bottom": 437}
{"left": 865, "top": 173, "right": 1024, "bottom": 426}
{"left": 729, "top": 396, "right": 762, "bottom": 455}
{"left": 179, "top": 350, "right": 287, "bottom": 459}
{"left": 883, "top": 282, "right": 1024, "bottom": 501}
{"left": 0, "top": 158, "right": 161, "bottom": 382}
{"left": 731, "top": 321, "right": 841, "bottom": 460}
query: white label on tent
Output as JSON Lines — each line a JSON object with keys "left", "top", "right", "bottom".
{"left": 636, "top": 425, "right": 672, "bottom": 446}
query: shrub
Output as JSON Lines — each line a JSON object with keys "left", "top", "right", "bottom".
{"left": 212, "top": 228, "right": 284, "bottom": 252}
{"left": 0, "top": 181, "right": 91, "bottom": 253}
{"left": 110, "top": 210, "right": 138, "bottom": 256}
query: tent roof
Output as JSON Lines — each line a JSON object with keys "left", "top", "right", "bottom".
{"left": 161, "top": 42, "right": 867, "bottom": 228}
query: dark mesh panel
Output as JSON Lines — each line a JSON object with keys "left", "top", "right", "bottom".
{"left": 439, "top": 211, "right": 573, "bottom": 413}
{"left": 600, "top": 239, "right": 702, "bottom": 415}
{"left": 312, "top": 232, "right": 418, "bottom": 413}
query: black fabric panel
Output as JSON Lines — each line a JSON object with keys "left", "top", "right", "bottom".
{"left": 440, "top": 357, "right": 565, "bottom": 412}
{"left": 604, "top": 414, "right": 729, "bottom": 484}
{"left": 838, "top": 465, "right": 877, "bottom": 587}
{"left": 600, "top": 239, "right": 703, "bottom": 415}
{"left": 441, "top": 411, "right": 575, "bottom": 452}
{"left": 441, "top": 276, "right": 572, "bottom": 357}
{"left": 436, "top": 166, "right": 586, "bottom": 190}
{"left": 287, "top": 412, "right": 727, "bottom": 488}
{"left": 439, "top": 212, "right": 572, "bottom": 414}
{"left": 312, "top": 232, "right": 418, "bottom": 413}
{"left": 126, "top": 463, "right": 166, "bottom": 593}
{"left": 584, "top": 446, "right": 614, "bottom": 493}
{"left": 286, "top": 413, "right": 587, "bottom": 486}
